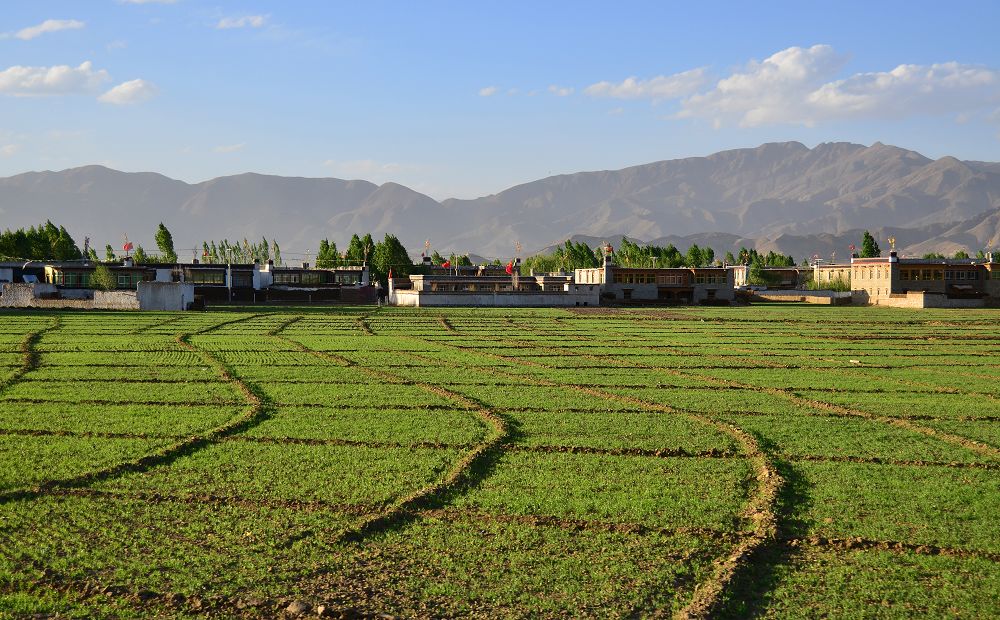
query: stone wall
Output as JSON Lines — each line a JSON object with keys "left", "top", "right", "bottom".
{"left": 391, "top": 290, "right": 600, "bottom": 307}
{"left": 862, "top": 291, "right": 986, "bottom": 309}
{"left": 753, "top": 290, "right": 852, "bottom": 305}
{"left": 137, "top": 282, "right": 195, "bottom": 311}
{"left": 0, "top": 283, "right": 140, "bottom": 310}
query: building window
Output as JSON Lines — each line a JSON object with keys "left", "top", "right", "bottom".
{"left": 273, "top": 272, "right": 301, "bottom": 284}
{"left": 185, "top": 270, "right": 225, "bottom": 285}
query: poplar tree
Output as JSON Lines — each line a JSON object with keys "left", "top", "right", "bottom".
{"left": 155, "top": 223, "right": 178, "bottom": 263}
{"left": 860, "top": 231, "right": 881, "bottom": 258}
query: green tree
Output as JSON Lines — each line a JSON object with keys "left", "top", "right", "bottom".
{"left": 346, "top": 234, "right": 364, "bottom": 263}
{"left": 724, "top": 251, "right": 736, "bottom": 265}
{"left": 953, "top": 249, "right": 970, "bottom": 259}
{"left": 371, "top": 234, "right": 413, "bottom": 285}
{"left": 860, "top": 231, "right": 881, "bottom": 258}
{"left": 702, "top": 247, "right": 715, "bottom": 266}
{"left": 105, "top": 244, "right": 116, "bottom": 262}
{"left": 132, "top": 245, "right": 148, "bottom": 264}
{"left": 360, "top": 233, "right": 375, "bottom": 263}
{"left": 316, "top": 239, "right": 340, "bottom": 268}
{"left": 91, "top": 263, "right": 117, "bottom": 291}
{"left": 155, "top": 223, "right": 178, "bottom": 263}
{"left": 685, "top": 244, "right": 703, "bottom": 267}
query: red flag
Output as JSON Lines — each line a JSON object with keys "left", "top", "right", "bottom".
{"left": 441, "top": 260, "right": 451, "bottom": 268}
{"left": 123, "top": 241, "right": 134, "bottom": 252}
{"left": 505, "top": 261, "right": 513, "bottom": 275}
{"left": 388, "top": 268, "right": 393, "bottom": 279}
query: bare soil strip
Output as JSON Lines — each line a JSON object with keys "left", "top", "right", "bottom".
{"left": 45, "top": 486, "right": 377, "bottom": 514}
{"left": 355, "top": 315, "right": 374, "bottom": 336}
{"left": 786, "top": 535, "right": 1000, "bottom": 562}
{"left": 128, "top": 314, "right": 184, "bottom": 335}
{"left": 783, "top": 453, "right": 1000, "bottom": 470}
{"left": 420, "top": 319, "right": 783, "bottom": 620}
{"left": 0, "top": 317, "right": 60, "bottom": 394}
{"left": 0, "top": 316, "right": 273, "bottom": 505}
{"left": 415, "top": 506, "right": 739, "bottom": 541}
{"left": 4, "top": 425, "right": 992, "bottom": 470}
{"left": 491, "top": 332, "right": 1000, "bottom": 461}
{"left": 271, "top": 323, "right": 511, "bottom": 551}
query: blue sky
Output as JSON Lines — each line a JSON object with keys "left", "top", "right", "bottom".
{"left": 2, "top": 0, "right": 999, "bottom": 199}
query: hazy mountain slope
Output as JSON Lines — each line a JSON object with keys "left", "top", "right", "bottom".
{"left": 1, "top": 141, "right": 999, "bottom": 258}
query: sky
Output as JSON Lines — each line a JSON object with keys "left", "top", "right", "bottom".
{"left": 2, "top": 0, "right": 1000, "bottom": 200}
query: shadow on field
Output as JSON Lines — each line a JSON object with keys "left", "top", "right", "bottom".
{"left": 339, "top": 411, "right": 522, "bottom": 544}
{"left": 716, "top": 455, "right": 812, "bottom": 619}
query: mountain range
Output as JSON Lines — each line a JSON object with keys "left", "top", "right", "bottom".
{"left": 1, "top": 141, "right": 998, "bottom": 260}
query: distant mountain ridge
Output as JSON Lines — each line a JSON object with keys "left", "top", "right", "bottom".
{"left": 1, "top": 141, "right": 998, "bottom": 259}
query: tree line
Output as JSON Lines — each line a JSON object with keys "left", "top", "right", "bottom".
{"left": 316, "top": 233, "right": 412, "bottom": 286}
{"left": 0, "top": 221, "right": 83, "bottom": 261}
{"left": 521, "top": 238, "right": 796, "bottom": 274}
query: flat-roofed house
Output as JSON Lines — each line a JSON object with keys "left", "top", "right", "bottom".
{"left": 574, "top": 250, "right": 735, "bottom": 304}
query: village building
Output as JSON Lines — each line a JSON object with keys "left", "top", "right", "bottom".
{"left": 389, "top": 257, "right": 600, "bottom": 307}
{"left": 1, "top": 258, "right": 375, "bottom": 309}
{"left": 849, "top": 252, "right": 999, "bottom": 307}
{"left": 731, "top": 265, "right": 811, "bottom": 289}
{"left": 574, "top": 249, "right": 735, "bottom": 304}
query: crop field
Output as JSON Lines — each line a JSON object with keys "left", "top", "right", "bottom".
{"left": 0, "top": 304, "right": 998, "bottom": 618}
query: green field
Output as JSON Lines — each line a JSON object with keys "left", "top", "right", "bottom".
{"left": 1, "top": 305, "right": 998, "bottom": 618}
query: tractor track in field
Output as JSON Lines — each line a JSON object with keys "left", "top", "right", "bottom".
{"left": 10, "top": 423, "right": 993, "bottom": 470}
{"left": 0, "top": 314, "right": 278, "bottom": 506}
{"left": 469, "top": 320, "right": 1000, "bottom": 615}
{"left": 785, "top": 535, "right": 1000, "bottom": 562}
{"left": 0, "top": 317, "right": 60, "bottom": 394}
{"left": 0, "top": 397, "right": 244, "bottom": 407}
{"left": 414, "top": 506, "right": 740, "bottom": 540}
{"left": 129, "top": 314, "right": 185, "bottom": 334}
{"left": 479, "top": 326, "right": 1000, "bottom": 461}
{"left": 40, "top": 486, "right": 378, "bottom": 514}
{"left": 407, "top": 316, "right": 784, "bottom": 620}
{"left": 270, "top": 318, "right": 511, "bottom": 552}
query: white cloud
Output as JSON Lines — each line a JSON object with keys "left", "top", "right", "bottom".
{"left": 98, "top": 79, "right": 158, "bottom": 104}
{"left": 214, "top": 143, "right": 247, "bottom": 153}
{"left": 548, "top": 85, "right": 574, "bottom": 97}
{"left": 584, "top": 68, "right": 706, "bottom": 101}
{"left": 0, "top": 144, "right": 21, "bottom": 157}
{"left": 607, "top": 107, "right": 624, "bottom": 116}
{"left": 13, "top": 19, "right": 85, "bottom": 40}
{"left": 677, "top": 45, "right": 1000, "bottom": 127}
{"left": 107, "top": 40, "right": 128, "bottom": 51}
{"left": 0, "top": 61, "right": 109, "bottom": 97}
{"left": 217, "top": 15, "right": 267, "bottom": 29}
{"left": 478, "top": 86, "right": 498, "bottom": 97}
